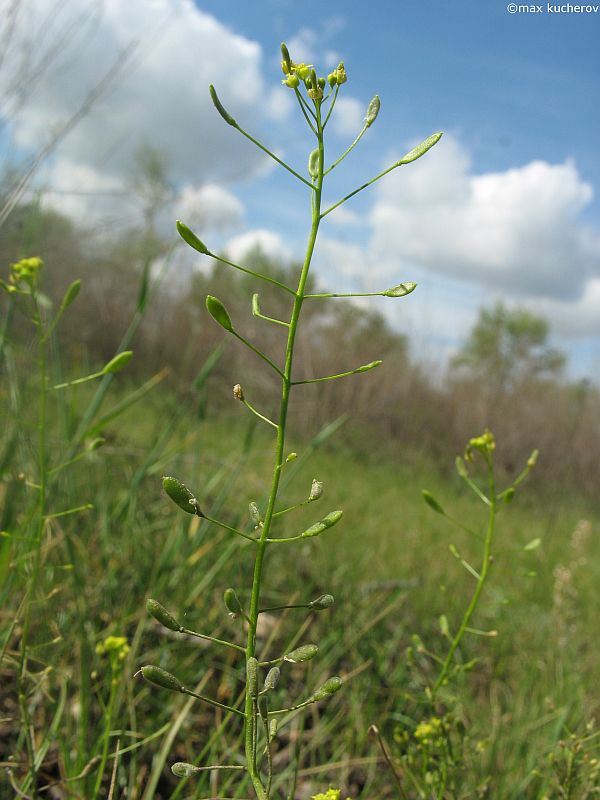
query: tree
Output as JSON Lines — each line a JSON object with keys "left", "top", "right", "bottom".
{"left": 452, "top": 301, "right": 565, "bottom": 391}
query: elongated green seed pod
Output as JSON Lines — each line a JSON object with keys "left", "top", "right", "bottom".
{"left": 172, "top": 762, "right": 200, "bottom": 777}
{"left": 61, "top": 279, "right": 81, "bottom": 309}
{"left": 209, "top": 85, "right": 237, "bottom": 127}
{"left": 308, "top": 148, "right": 319, "bottom": 179}
{"left": 396, "top": 132, "right": 443, "bottom": 165}
{"left": 103, "top": 351, "right": 133, "bottom": 374}
{"left": 246, "top": 657, "right": 258, "bottom": 697}
{"left": 146, "top": 599, "right": 182, "bottom": 632}
{"left": 309, "top": 594, "right": 334, "bottom": 610}
{"left": 206, "top": 295, "right": 234, "bottom": 332}
{"left": 162, "top": 476, "right": 200, "bottom": 515}
{"left": 301, "top": 510, "right": 343, "bottom": 538}
{"left": 382, "top": 282, "right": 417, "bottom": 297}
{"left": 421, "top": 490, "right": 445, "bottom": 515}
{"left": 309, "top": 676, "right": 343, "bottom": 702}
{"left": 224, "top": 588, "right": 243, "bottom": 618}
{"left": 263, "top": 666, "right": 280, "bottom": 692}
{"left": 141, "top": 665, "right": 184, "bottom": 693}
{"left": 176, "top": 220, "right": 210, "bottom": 255}
{"left": 364, "top": 95, "right": 380, "bottom": 127}
{"left": 284, "top": 643, "right": 318, "bottom": 663}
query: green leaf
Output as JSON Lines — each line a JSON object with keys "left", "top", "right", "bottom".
{"left": 382, "top": 282, "right": 416, "bottom": 297}
{"left": 102, "top": 351, "right": 133, "bottom": 374}
{"left": 421, "top": 489, "right": 445, "bottom": 515}
{"left": 176, "top": 220, "right": 210, "bottom": 255}
{"left": 206, "top": 295, "right": 234, "bottom": 332}
{"left": 397, "top": 132, "right": 443, "bottom": 165}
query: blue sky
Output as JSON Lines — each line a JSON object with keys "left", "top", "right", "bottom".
{"left": 1, "top": 0, "right": 599, "bottom": 376}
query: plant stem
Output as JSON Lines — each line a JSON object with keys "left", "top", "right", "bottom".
{"left": 243, "top": 102, "right": 325, "bottom": 800}
{"left": 433, "top": 455, "right": 496, "bottom": 694}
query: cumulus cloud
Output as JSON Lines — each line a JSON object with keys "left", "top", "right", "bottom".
{"left": 0, "top": 0, "right": 285, "bottom": 221}
{"left": 329, "top": 96, "right": 365, "bottom": 138}
{"left": 173, "top": 184, "right": 243, "bottom": 232}
{"left": 224, "top": 229, "right": 291, "bottom": 264}
{"left": 286, "top": 21, "right": 344, "bottom": 69}
{"left": 369, "top": 135, "right": 600, "bottom": 302}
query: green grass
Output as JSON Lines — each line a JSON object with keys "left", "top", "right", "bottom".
{"left": 2, "top": 373, "right": 599, "bottom": 798}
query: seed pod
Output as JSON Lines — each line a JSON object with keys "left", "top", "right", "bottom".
{"left": 61, "top": 279, "right": 81, "bottom": 309}
{"left": 263, "top": 666, "right": 280, "bottom": 692}
{"left": 527, "top": 449, "right": 539, "bottom": 469}
{"left": 103, "top": 351, "right": 133, "bottom": 374}
{"left": 382, "top": 282, "right": 417, "bottom": 297}
{"left": 364, "top": 95, "right": 380, "bottom": 128}
{"left": 258, "top": 696, "right": 269, "bottom": 720}
{"left": 146, "top": 599, "right": 182, "bottom": 632}
{"left": 308, "top": 479, "right": 324, "bottom": 502}
{"left": 141, "top": 665, "right": 184, "bottom": 693}
{"left": 397, "top": 132, "right": 443, "bottom": 166}
{"left": 246, "top": 657, "right": 258, "bottom": 698}
{"left": 308, "top": 148, "right": 319, "bottom": 179}
{"left": 286, "top": 452, "right": 297, "bottom": 462}
{"left": 206, "top": 295, "right": 233, "bottom": 332}
{"left": 455, "top": 456, "right": 468, "bottom": 479}
{"left": 171, "top": 762, "right": 200, "bottom": 777}
{"left": 249, "top": 501, "right": 262, "bottom": 525}
{"left": 176, "top": 220, "right": 210, "bottom": 255}
{"left": 309, "top": 676, "right": 343, "bottom": 702}
{"left": 504, "top": 487, "right": 515, "bottom": 504}
{"left": 224, "top": 588, "right": 243, "bottom": 619}
{"left": 301, "top": 510, "right": 343, "bottom": 539}
{"left": 269, "top": 718, "right": 278, "bottom": 741}
{"left": 421, "top": 490, "right": 445, "bottom": 515}
{"left": 309, "top": 594, "right": 334, "bottom": 610}
{"left": 88, "top": 437, "right": 106, "bottom": 451}
{"left": 209, "top": 84, "right": 237, "bottom": 127}
{"left": 284, "top": 643, "right": 318, "bottom": 663}
{"left": 162, "top": 476, "right": 200, "bottom": 515}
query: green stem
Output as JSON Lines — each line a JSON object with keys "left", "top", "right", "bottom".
{"left": 324, "top": 121, "right": 367, "bottom": 175}
{"left": 243, "top": 102, "right": 325, "bottom": 800}
{"left": 433, "top": 455, "right": 496, "bottom": 694}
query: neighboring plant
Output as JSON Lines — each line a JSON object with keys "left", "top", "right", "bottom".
{"left": 139, "top": 44, "right": 442, "bottom": 799}
{"left": 1, "top": 258, "right": 138, "bottom": 798}
{"left": 372, "top": 431, "right": 540, "bottom": 797}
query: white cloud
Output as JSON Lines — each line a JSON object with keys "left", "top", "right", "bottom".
{"left": 330, "top": 96, "right": 364, "bottom": 138}
{"left": 0, "top": 0, "right": 278, "bottom": 220}
{"left": 286, "top": 22, "right": 343, "bottom": 69}
{"left": 369, "top": 135, "right": 600, "bottom": 302}
{"left": 173, "top": 184, "right": 243, "bottom": 232}
{"left": 224, "top": 229, "right": 291, "bottom": 264}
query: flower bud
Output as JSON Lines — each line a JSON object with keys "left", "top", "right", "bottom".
{"left": 286, "top": 452, "right": 297, "bottom": 462}
{"left": 176, "top": 220, "right": 210, "bottom": 255}
{"left": 282, "top": 74, "right": 300, "bottom": 88}
{"left": 317, "top": 76, "right": 326, "bottom": 89}
{"left": 233, "top": 383, "right": 245, "bottom": 401}
{"left": 61, "top": 279, "right": 81, "bottom": 309}
{"left": 284, "top": 643, "right": 318, "bottom": 663}
{"left": 527, "top": 449, "right": 539, "bottom": 469}
{"left": 308, "top": 594, "right": 334, "bottom": 610}
{"left": 224, "top": 588, "right": 243, "bottom": 619}
{"left": 364, "top": 95, "right": 380, "bottom": 128}
{"left": 206, "top": 295, "right": 234, "bottom": 332}
{"left": 327, "top": 71, "right": 337, "bottom": 87}
{"left": 280, "top": 43, "right": 292, "bottom": 73}
{"left": 309, "top": 676, "right": 343, "bottom": 702}
{"left": 146, "top": 599, "right": 182, "bottom": 632}
{"left": 335, "top": 63, "right": 347, "bottom": 84}
{"left": 141, "top": 665, "right": 184, "bottom": 693}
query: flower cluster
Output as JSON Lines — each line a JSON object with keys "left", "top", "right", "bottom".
{"left": 464, "top": 429, "right": 496, "bottom": 462}
{"left": 96, "top": 635, "right": 130, "bottom": 665}
{"left": 1, "top": 256, "right": 44, "bottom": 294}
{"left": 280, "top": 42, "right": 347, "bottom": 99}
